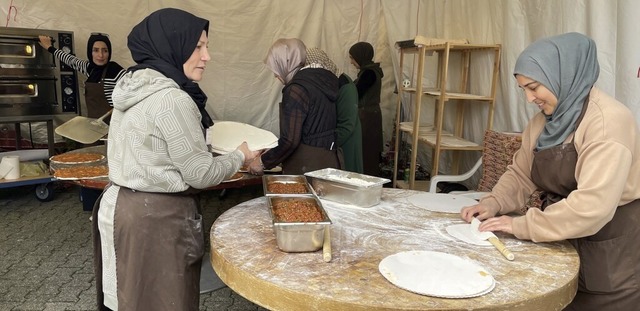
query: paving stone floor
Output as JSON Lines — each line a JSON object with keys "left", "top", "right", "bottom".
{"left": 0, "top": 183, "right": 269, "bottom": 311}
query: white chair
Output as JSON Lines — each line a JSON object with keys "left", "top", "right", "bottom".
{"left": 428, "top": 157, "right": 485, "bottom": 199}
{"left": 428, "top": 130, "right": 522, "bottom": 201}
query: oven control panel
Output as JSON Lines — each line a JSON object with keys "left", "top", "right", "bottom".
{"left": 58, "top": 32, "right": 78, "bottom": 113}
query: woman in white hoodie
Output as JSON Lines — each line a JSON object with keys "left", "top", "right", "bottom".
{"left": 92, "top": 8, "right": 259, "bottom": 311}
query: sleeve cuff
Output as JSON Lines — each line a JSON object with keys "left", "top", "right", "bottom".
{"left": 511, "top": 216, "right": 531, "bottom": 240}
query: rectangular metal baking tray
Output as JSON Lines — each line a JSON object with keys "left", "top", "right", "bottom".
{"left": 262, "top": 174, "right": 313, "bottom": 196}
{"left": 304, "top": 168, "right": 390, "bottom": 207}
{"left": 267, "top": 195, "right": 331, "bottom": 252}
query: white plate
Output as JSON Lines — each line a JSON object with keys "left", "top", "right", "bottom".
{"left": 54, "top": 174, "right": 108, "bottom": 181}
{"left": 207, "top": 121, "right": 278, "bottom": 154}
{"left": 239, "top": 165, "right": 282, "bottom": 173}
{"left": 406, "top": 192, "right": 478, "bottom": 213}
{"left": 379, "top": 250, "right": 495, "bottom": 298}
{"left": 222, "top": 172, "right": 244, "bottom": 183}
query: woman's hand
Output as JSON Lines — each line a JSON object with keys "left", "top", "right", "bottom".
{"left": 461, "top": 203, "right": 513, "bottom": 234}
{"left": 236, "top": 142, "right": 260, "bottom": 166}
{"left": 477, "top": 216, "right": 514, "bottom": 235}
{"left": 247, "top": 156, "right": 264, "bottom": 176}
{"left": 460, "top": 202, "right": 500, "bottom": 222}
{"left": 38, "top": 35, "right": 52, "bottom": 50}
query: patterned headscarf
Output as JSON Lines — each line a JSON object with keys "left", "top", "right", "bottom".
{"left": 514, "top": 32, "right": 599, "bottom": 150}
{"left": 349, "top": 42, "right": 374, "bottom": 67}
{"left": 127, "top": 8, "right": 213, "bottom": 129}
{"left": 305, "top": 47, "right": 339, "bottom": 76}
{"left": 264, "top": 38, "right": 306, "bottom": 84}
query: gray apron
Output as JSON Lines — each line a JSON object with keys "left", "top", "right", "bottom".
{"left": 92, "top": 184, "right": 204, "bottom": 311}
{"left": 85, "top": 67, "right": 111, "bottom": 119}
{"left": 530, "top": 104, "right": 640, "bottom": 310}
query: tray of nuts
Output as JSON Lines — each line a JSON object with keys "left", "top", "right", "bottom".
{"left": 262, "top": 175, "right": 313, "bottom": 196}
{"left": 267, "top": 195, "right": 331, "bottom": 252}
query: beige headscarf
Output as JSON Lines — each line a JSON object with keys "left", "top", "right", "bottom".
{"left": 305, "top": 47, "right": 339, "bottom": 77}
{"left": 264, "top": 38, "right": 306, "bottom": 84}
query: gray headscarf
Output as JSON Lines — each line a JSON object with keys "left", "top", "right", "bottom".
{"left": 264, "top": 38, "right": 306, "bottom": 84}
{"left": 514, "top": 32, "right": 599, "bottom": 150}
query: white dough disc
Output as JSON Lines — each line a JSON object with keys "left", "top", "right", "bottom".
{"left": 446, "top": 223, "right": 492, "bottom": 246}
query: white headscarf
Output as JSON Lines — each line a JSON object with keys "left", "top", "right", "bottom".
{"left": 514, "top": 32, "right": 599, "bottom": 150}
{"left": 264, "top": 38, "right": 306, "bottom": 84}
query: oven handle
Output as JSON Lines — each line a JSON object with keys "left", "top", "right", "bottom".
{"left": 0, "top": 76, "right": 57, "bottom": 81}
{"left": 0, "top": 34, "right": 55, "bottom": 44}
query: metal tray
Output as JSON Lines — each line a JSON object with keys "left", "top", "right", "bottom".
{"left": 267, "top": 195, "right": 331, "bottom": 252}
{"left": 304, "top": 168, "right": 391, "bottom": 207}
{"left": 262, "top": 175, "right": 313, "bottom": 196}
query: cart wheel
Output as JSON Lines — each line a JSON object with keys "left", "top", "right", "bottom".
{"left": 35, "top": 183, "right": 55, "bottom": 202}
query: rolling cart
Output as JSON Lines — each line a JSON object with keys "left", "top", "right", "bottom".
{"left": 0, "top": 175, "right": 57, "bottom": 202}
{"left": 0, "top": 116, "right": 58, "bottom": 202}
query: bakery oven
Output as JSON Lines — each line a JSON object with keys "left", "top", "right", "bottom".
{"left": 0, "top": 27, "right": 79, "bottom": 119}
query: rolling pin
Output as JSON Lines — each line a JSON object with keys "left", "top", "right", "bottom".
{"left": 323, "top": 225, "right": 332, "bottom": 262}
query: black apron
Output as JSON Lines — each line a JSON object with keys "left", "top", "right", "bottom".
{"left": 85, "top": 66, "right": 111, "bottom": 120}
{"left": 530, "top": 103, "right": 640, "bottom": 310}
{"left": 282, "top": 143, "right": 341, "bottom": 175}
{"left": 358, "top": 105, "right": 382, "bottom": 177}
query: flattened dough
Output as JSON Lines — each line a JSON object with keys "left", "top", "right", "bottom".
{"left": 446, "top": 223, "right": 492, "bottom": 246}
{"left": 207, "top": 121, "right": 278, "bottom": 153}
{"left": 407, "top": 192, "right": 478, "bottom": 214}
{"left": 378, "top": 250, "right": 495, "bottom": 298}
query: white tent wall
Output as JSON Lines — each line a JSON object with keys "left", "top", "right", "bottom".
{"left": 3, "top": 0, "right": 638, "bottom": 188}
{"left": 381, "top": 0, "right": 640, "bottom": 186}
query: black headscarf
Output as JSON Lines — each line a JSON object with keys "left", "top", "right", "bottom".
{"left": 349, "top": 42, "right": 374, "bottom": 67}
{"left": 86, "top": 33, "right": 112, "bottom": 83}
{"left": 127, "top": 8, "right": 213, "bottom": 129}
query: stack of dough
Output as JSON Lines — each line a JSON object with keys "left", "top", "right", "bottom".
{"left": 207, "top": 121, "right": 278, "bottom": 154}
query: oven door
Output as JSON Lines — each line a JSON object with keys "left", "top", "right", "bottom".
{"left": 0, "top": 77, "right": 57, "bottom": 117}
{"left": 0, "top": 34, "right": 55, "bottom": 68}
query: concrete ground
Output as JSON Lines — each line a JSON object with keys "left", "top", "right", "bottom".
{"left": 0, "top": 182, "right": 269, "bottom": 311}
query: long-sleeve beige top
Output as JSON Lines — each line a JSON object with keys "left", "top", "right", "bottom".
{"left": 480, "top": 87, "right": 640, "bottom": 242}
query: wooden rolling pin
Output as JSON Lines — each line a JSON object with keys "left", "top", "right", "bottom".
{"left": 323, "top": 225, "right": 331, "bottom": 262}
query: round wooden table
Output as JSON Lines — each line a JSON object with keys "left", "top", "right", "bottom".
{"left": 210, "top": 188, "right": 579, "bottom": 311}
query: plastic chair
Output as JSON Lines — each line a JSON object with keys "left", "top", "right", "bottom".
{"left": 428, "top": 130, "right": 522, "bottom": 200}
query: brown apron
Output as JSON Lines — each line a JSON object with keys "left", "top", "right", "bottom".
{"left": 531, "top": 104, "right": 640, "bottom": 310}
{"left": 85, "top": 67, "right": 111, "bottom": 120}
{"left": 93, "top": 184, "right": 204, "bottom": 311}
{"left": 282, "top": 143, "right": 341, "bottom": 175}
